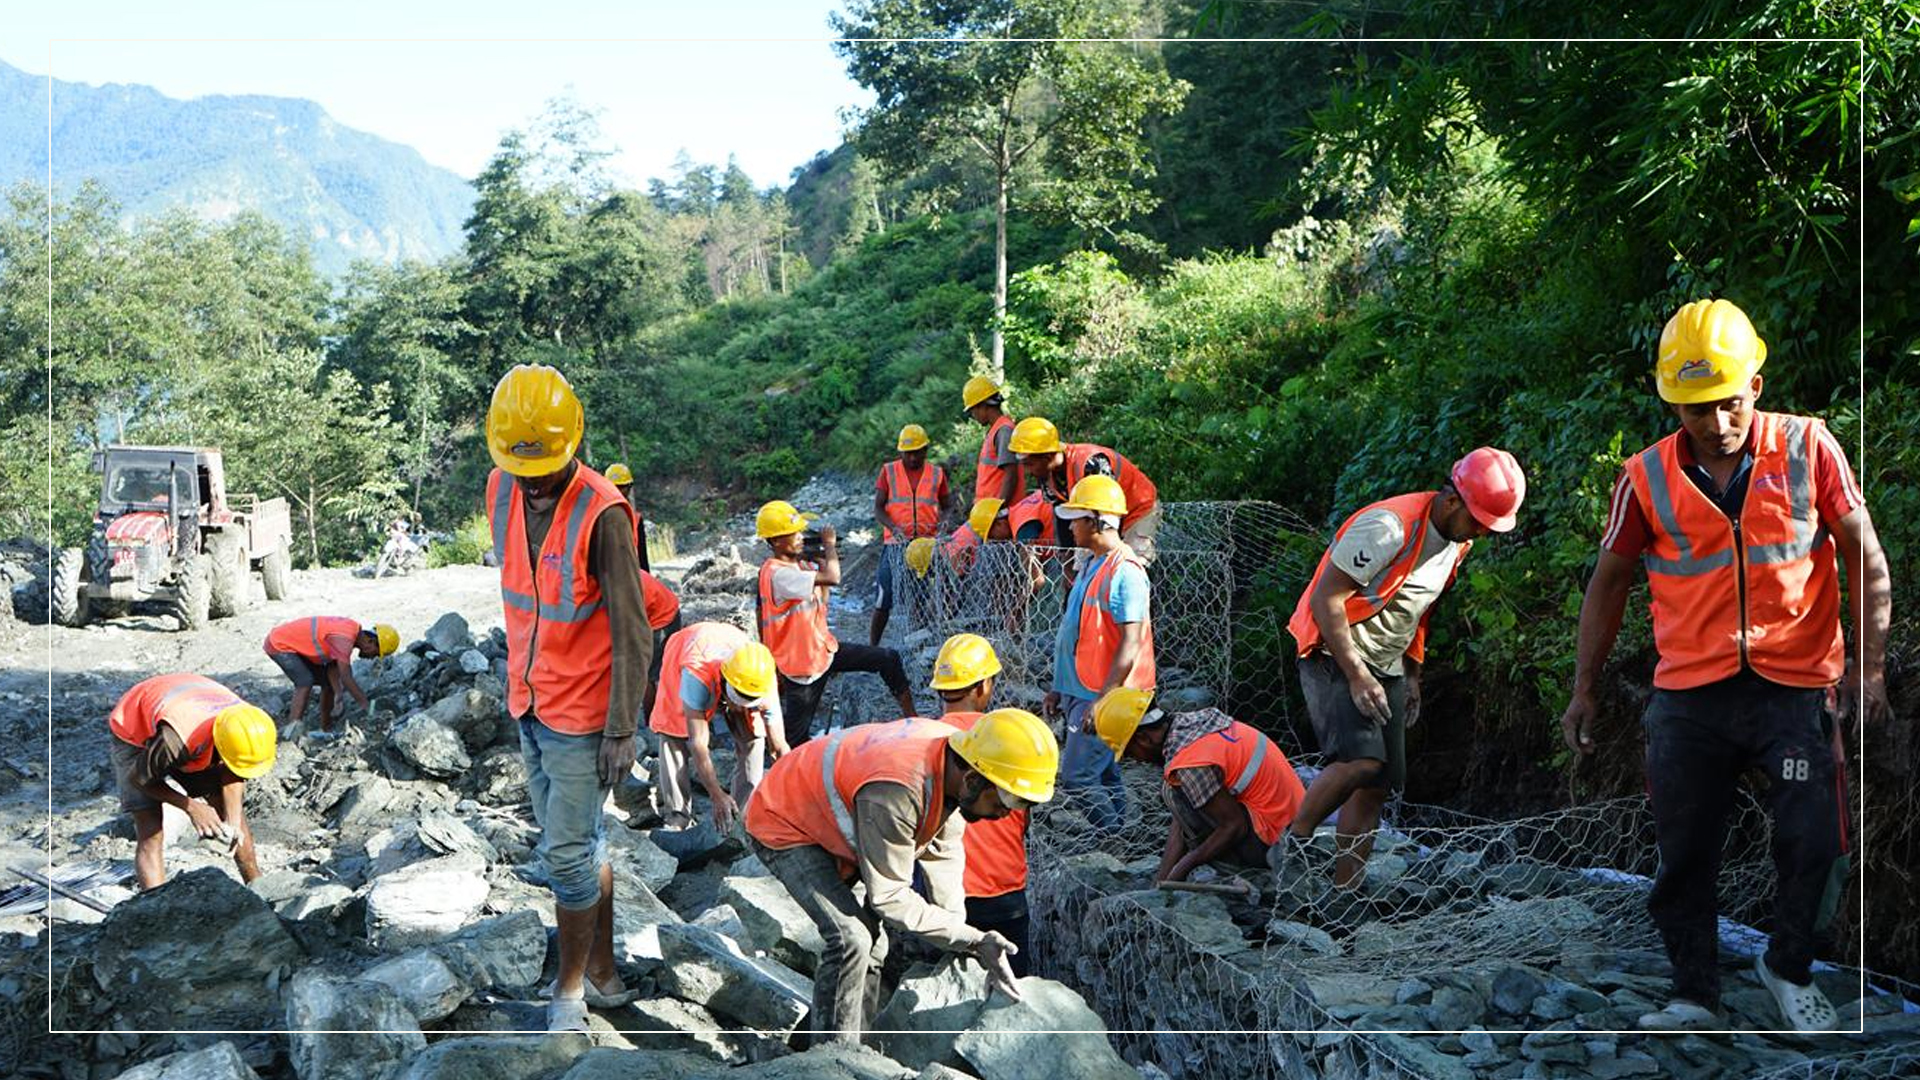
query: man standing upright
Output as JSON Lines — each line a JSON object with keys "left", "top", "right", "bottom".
{"left": 1561, "top": 299, "right": 1889, "bottom": 1033}
{"left": 605, "top": 462, "right": 650, "bottom": 572}
{"left": 963, "top": 375, "right": 1024, "bottom": 506}
{"left": 486, "top": 364, "right": 652, "bottom": 1032}
{"left": 871, "top": 424, "right": 955, "bottom": 645}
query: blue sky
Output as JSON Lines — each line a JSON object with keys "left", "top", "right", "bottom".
{"left": 3, "top": 0, "right": 872, "bottom": 188}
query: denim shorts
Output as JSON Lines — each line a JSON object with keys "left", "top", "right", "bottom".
{"left": 519, "top": 718, "right": 612, "bottom": 910}
{"left": 873, "top": 543, "right": 902, "bottom": 613}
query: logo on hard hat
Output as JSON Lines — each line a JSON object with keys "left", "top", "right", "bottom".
{"left": 935, "top": 662, "right": 955, "bottom": 680}
{"left": 1676, "top": 359, "right": 1718, "bottom": 383}
{"left": 510, "top": 440, "right": 548, "bottom": 458}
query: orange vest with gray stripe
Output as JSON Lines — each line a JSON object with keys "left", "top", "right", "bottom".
{"left": 109, "top": 673, "right": 242, "bottom": 773}
{"left": 757, "top": 560, "right": 837, "bottom": 679}
{"left": 1623, "top": 411, "right": 1844, "bottom": 691}
{"left": 880, "top": 460, "right": 945, "bottom": 542}
{"left": 487, "top": 465, "right": 635, "bottom": 735}
{"left": 1073, "top": 549, "right": 1156, "bottom": 692}
{"left": 264, "top": 616, "right": 360, "bottom": 663}
{"left": 744, "top": 717, "right": 956, "bottom": 877}
{"left": 649, "top": 621, "right": 749, "bottom": 739}
{"left": 1287, "top": 492, "right": 1467, "bottom": 665}
{"left": 943, "top": 710, "right": 1028, "bottom": 898}
{"left": 1164, "top": 719, "right": 1304, "bottom": 845}
{"left": 974, "top": 414, "right": 1023, "bottom": 503}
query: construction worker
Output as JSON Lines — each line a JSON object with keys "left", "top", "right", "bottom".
{"left": 262, "top": 617, "right": 398, "bottom": 736}
{"left": 1560, "top": 299, "right": 1889, "bottom": 1034}
{"left": 757, "top": 500, "right": 917, "bottom": 748}
{"left": 649, "top": 622, "right": 789, "bottom": 831}
{"left": 1009, "top": 489, "right": 1056, "bottom": 546}
{"left": 871, "top": 424, "right": 955, "bottom": 646}
{"left": 962, "top": 375, "right": 1024, "bottom": 505}
{"left": 1044, "top": 475, "right": 1154, "bottom": 832}
{"left": 108, "top": 673, "right": 276, "bottom": 889}
{"left": 639, "top": 569, "right": 682, "bottom": 716}
{"left": 929, "top": 633, "right": 1035, "bottom": 975}
{"left": 604, "top": 462, "right": 650, "bottom": 572}
{"left": 1283, "top": 447, "right": 1525, "bottom": 891}
{"left": 486, "top": 364, "right": 652, "bottom": 1032}
{"left": 1009, "top": 416, "right": 1161, "bottom": 561}
{"left": 742, "top": 708, "right": 1058, "bottom": 1043}
{"left": 1091, "top": 688, "right": 1305, "bottom": 885}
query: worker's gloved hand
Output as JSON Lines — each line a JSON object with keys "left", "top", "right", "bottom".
{"left": 975, "top": 931, "right": 1023, "bottom": 1002}
{"left": 184, "top": 799, "right": 225, "bottom": 840}
{"left": 598, "top": 734, "right": 639, "bottom": 787}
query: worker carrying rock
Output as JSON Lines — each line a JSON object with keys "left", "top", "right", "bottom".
{"left": 1009, "top": 416, "right": 1161, "bottom": 561}
{"left": 1283, "top": 446, "right": 1525, "bottom": 891}
{"left": 962, "top": 375, "right": 1024, "bottom": 506}
{"left": 485, "top": 363, "right": 652, "bottom": 1032}
{"left": 756, "top": 499, "right": 916, "bottom": 747}
{"left": 108, "top": 673, "right": 276, "bottom": 889}
{"left": 1045, "top": 475, "right": 1155, "bottom": 833}
{"left": 603, "top": 462, "right": 651, "bottom": 572}
{"left": 870, "top": 423, "right": 955, "bottom": 646}
{"left": 743, "top": 708, "right": 1059, "bottom": 1043}
{"left": 261, "top": 616, "right": 398, "bottom": 737}
{"left": 1089, "top": 688, "right": 1305, "bottom": 884}
{"left": 1561, "top": 299, "right": 1890, "bottom": 1034}
{"left": 648, "top": 621, "right": 789, "bottom": 831}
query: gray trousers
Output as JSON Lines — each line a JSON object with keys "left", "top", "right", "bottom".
{"left": 750, "top": 836, "right": 889, "bottom": 1044}
{"left": 652, "top": 728, "right": 764, "bottom": 830}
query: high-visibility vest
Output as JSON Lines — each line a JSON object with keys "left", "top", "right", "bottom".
{"left": 1164, "top": 719, "right": 1304, "bottom": 845}
{"left": 944, "top": 525, "right": 981, "bottom": 576}
{"left": 744, "top": 717, "right": 957, "bottom": 877}
{"left": 1623, "top": 411, "right": 1845, "bottom": 690}
{"left": 880, "top": 460, "right": 945, "bottom": 542}
{"left": 109, "top": 673, "right": 242, "bottom": 774}
{"left": 263, "top": 616, "right": 360, "bottom": 663}
{"left": 649, "top": 621, "right": 749, "bottom": 739}
{"left": 487, "top": 464, "right": 635, "bottom": 735}
{"left": 1047, "top": 444, "right": 1158, "bottom": 534}
{"left": 1010, "top": 491, "right": 1056, "bottom": 546}
{"left": 943, "top": 710, "right": 1028, "bottom": 898}
{"left": 1287, "top": 492, "right": 1468, "bottom": 665}
{"left": 1072, "top": 548, "right": 1156, "bottom": 693}
{"left": 974, "top": 414, "right": 1023, "bottom": 504}
{"left": 757, "top": 559, "right": 837, "bottom": 679}
{"left": 640, "top": 569, "right": 680, "bottom": 632}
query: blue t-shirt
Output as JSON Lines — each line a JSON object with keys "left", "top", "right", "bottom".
{"left": 679, "top": 670, "right": 716, "bottom": 717}
{"left": 1053, "top": 552, "right": 1151, "bottom": 701}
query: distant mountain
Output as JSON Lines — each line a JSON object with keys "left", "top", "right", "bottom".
{"left": 0, "top": 58, "right": 474, "bottom": 276}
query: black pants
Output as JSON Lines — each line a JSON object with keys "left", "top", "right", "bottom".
{"left": 779, "top": 642, "right": 911, "bottom": 747}
{"left": 966, "top": 890, "right": 1032, "bottom": 978}
{"left": 1643, "top": 671, "right": 1849, "bottom": 1007}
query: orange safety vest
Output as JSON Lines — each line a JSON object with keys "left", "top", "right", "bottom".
{"left": 744, "top": 717, "right": 956, "bottom": 876}
{"left": 1164, "top": 719, "right": 1304, "bottom": 845}
{"left": 108, "top": 673, "right": 242, "bottom": 774}
{"left": 1623, "top": 411, "right": 1845, "bottom": 691}
{"left": 487, "top": 464, "right": 636, "bottom": 735}
{"left": 1010, "top": 491, "right": 1056, "bottom": 547}
{"left": 758, "top": 559, "right": 837, "bottom": 679}
{"left": 1287, "top": 492, "right": 1468, "bottom": 665}
{"left": 640, "top": 569, "right": 680, "bottom": 632}
{"left": 1073, "top": 548, "right": 1156, "bottom": 693}
{"left": 1048, "top": 444, "right": 1158, "bottom": 534}
{"left": 649, "top": 621, "right": 749, "bottom": 739}
{"left": 974, "top": 414, "right": 1024, "bottom": 504}
{"left": 880, "top": 459, "right": 946, "bottom": 542}
{"left": 943, "top": 711, "right": 1028, "bottom": 898}
{"left": 264, "top": 616, "right": 361, "bottom": 663}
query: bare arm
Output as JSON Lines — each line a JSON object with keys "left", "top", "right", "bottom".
{"left": 1834, "top": 506, "right": 1892, "bottom": 724}
{"left": 1153, "top": 814, "right": 1187, "bottom": 883}
{"left": 874, "top": 487, "right": 891, "bottom": 539}
{"left": 334, "top": 661, "right": 370, "bottom": 710}
{"left": 1164, "top": 787, "right": 1251, "bottom": 883}
{"left": 812, "top": 525, "right": 841, "bottom": 588}
{"left": 1560, "top": 549, "right": 1638, "bottom": 754}
{"left": 685, "top": 713, "right": 738, "bottom": 830}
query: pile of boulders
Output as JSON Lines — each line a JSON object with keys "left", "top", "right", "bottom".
{"left": 1, "top": 536, "right": 49, "bottom": 626}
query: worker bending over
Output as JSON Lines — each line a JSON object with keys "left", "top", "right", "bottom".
{"left": 1010, "top": 416, "right": 1160, "bottom": 561}
{"left": 262, "top": 616, "right": 397, "bottom": 736}
{"left": 649, "top": 622, "right": 788, "bottom": 831}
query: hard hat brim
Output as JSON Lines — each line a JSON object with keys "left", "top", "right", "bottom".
{"left": 226, "top": 755, "right": 275, "bottom": 779}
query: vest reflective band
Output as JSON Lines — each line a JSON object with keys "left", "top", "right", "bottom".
{"left": 264, "top": 616, "right": 360, "bottom": 662}
{"left": 1287, "top": 492, "right": 1467, "bottom": 665}
{"left": 1164, "top": 720, "right": 1305, "bottom": 845}
{"left": 1052, "top": 444, "right": 1158, "bottom": 534}
{"left": 1073, "top": 549, "right": 1156, "bottom": 692}
{"left": 649, "top": 621, "right": 747, "bottom": 739}
{"left": 108, "top": 673, "right": 242, "bottom": 774}
{"left": 944, "top": 711, "right": 1029, "bottom": 898}
{"left": 1623, "top": 411, "right": 1843, "bottom": 690}
{"left": 974, "top": 414, "right": 1024, "bottom": 503}
{"left": 1010, "top": 491, "right": 1056, "bottom": 546}
{"left": 881, "top": 460, "right": 944, "bottom": 542}
{"left": 640, "top": 570, "right": 680, "bottom": 632}
{"left": 757, "top": 560, "right": 837, "bottom": 679}
{"left": 487, "top": 465, "right": 634, "bottom": 735}
{"left": 743, "top": 717, "right": 955, "bottom": 875}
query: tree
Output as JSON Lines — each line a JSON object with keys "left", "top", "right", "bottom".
{"left": 832, "top": 0, "right": 1187, "bottom": 377}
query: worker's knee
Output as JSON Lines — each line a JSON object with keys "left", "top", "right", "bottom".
{"left": 1342, "top": 758, "right": 1388, "bottom": 789}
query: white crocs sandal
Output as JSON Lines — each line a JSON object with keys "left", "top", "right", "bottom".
{"left": 1636, "top": 998, "right": 1718, "bottom": 1030}
{"left": 1756, "top": 956, "right": 1837, "bottom": 1032}
{"left": 546, "top": 994, "right": 590, "bottom": 1033}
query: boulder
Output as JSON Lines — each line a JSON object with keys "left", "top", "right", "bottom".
{"left": 365, "top": 852, "right": 490, "bottom": 949}
{"left": 693, "top": 903, "right": 747, "bottom": 941}
{"left": 281, "top": 883, "right": 355, "bottom": 922}
{"left": 1265, "top": 918, "right": 1337, "bottom": 957}
{"left": 396, "top": 1034, "right": 591, "bottom": 1080}
{"left": 717, "top": 874, "right": 825, "bottom": 975}
{"left": 114, "top": 1042, "right": 260, "bottom": 1080}
{"left": 606, "top": 823, "right": 681, "bottom": 893}
{"left": 730, "top": 1044, "right": 917, "bottom": 1079}
{"left": 92, "top": 867, "right": 304, "bottom": 1027}
{"left": 641, "top": 921, "right": 811, "bottom": 1032}
{"left": 330, "top": 775, "right": 398, "bottom": 830}
{"left": 872, "top": 959, "right": 992, "bottom": 1070}
{"left": 432, "top": 909, "right": 548, "bottom": 993}
{"left": 953, "top": 976, "right": 1134, "bottom": 1080}
{"left": 390, "top": 714, "right": 471, "bottom": 777}
{"left": 366, "top": 812, "right": 498, "bottom": 876}
{"left": 459, "top": 649, "right": 490, "bottom": 675}
{"left": 609, "top": 996, "right": 791, "bottom": 1065}
{"left": 285, "top": 971, "right": 426, "bottom": 1080}
{"left": 468, "top": 747, "right": 528, "bottom": 805}
{"left": 560, "top": 1048, "right": 726, "bottom": 1080}
{"left": 425, "top": 612, "right": 474, "bottom": 655}
{"left": 426, "top": 687, "right": 506, "bottom": 752}
{"left": 361, "top": 948, "right": 469, "bottom": 1023}
{"left": 1490, "top": 966, "right": 1548, "bottom": 1016}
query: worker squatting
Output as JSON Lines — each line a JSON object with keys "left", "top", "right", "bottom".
{"left": 105, "top": 298, "right": 1890, "bottom": 1041}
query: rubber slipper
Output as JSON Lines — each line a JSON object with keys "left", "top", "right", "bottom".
{"left": 1636, "top": 997, "right": 1718, "bottom": 1030}
{"left": 1756, "top": 956, "right": 1838, "bottom": 1032}
{"left": 583, "top": 972, "right": 638, "bottom": 1008}
{"left": 546, "top": 994, "right": 590, "bottom": 1033}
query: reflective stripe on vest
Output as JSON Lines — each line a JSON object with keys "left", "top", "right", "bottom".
{"left": 649, "top": 621, "right": 747, "bottom": 738}
{"left": 743, "top": 718, "right": 952, "bottom": 869}
{"left": 1229, "top": 731, "right": 1270, "bottom": 796}
{"left": 1164, "top": 719, "right": 1303, "bottom": 846}
{"left": 882, "top": 460, "right": 943, "bottom": 541}
{"left": 757, "top": 560, "right": 836, "bottom": 678}
{"left": 110, "top": 674, "right": 241, "bottom": 773}
{"left": 975, "top": 415, "right": 1022, "bottom": 503}
{"left": 1072, "top": 549, "right": 1156, "bottom": 692}
{"left": 491, "top": 476, "right": 605, "bottom": 624}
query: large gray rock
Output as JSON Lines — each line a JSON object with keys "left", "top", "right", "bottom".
{"left": 1490, "top": 965, "right": 1548, "bottom": 1016}
{"left": 365, "top": 852, "right": 490, "bottom": 948}
{"left": 872, "top": 959, "right": 992, "bottom": 1070}
{"left": 93, "top": 867, "right": 304, "bottom": 1027}
{"left": 330, "top": 775, "right": 399, "bottom": 830}
{"left": 390, "top": 713, "right": 472, "bottom": 777}
{"left": 396, "top": 1034, "right": 590, "bottom": 1080}
{"left": 366, "top": 812, "right": 499, "bottom": 876}
{"left": 426, "top": 687, "right": 507, "bottom": 751}
{"left": 953, "top": 977, "right": 1133, "bottom": 1080}
{"left": 361, "top": 948, "right": 469, "bottom": 1023}
{"left": 281, "top": 883, "right": 355, "bottom": 922}
{"left": 607, "top": 823, "right": 681, "bottom": 893}
{"left": 425, "top": 612, "right": 474, "bottom": 655}
{"left": 432, "top": 909, "right": 548, "bottom": 992}
{"left": 114, "top": 1042, "right": 260, "bottom": 1080}
{"left": 730, "top": 1044, "right": 916, "bottom": 1079}
{"left": 643, "top": 922, "right": 811, "bottom": 1032}
{"left": 609, "top": 996, "right": 791, "bottom": 1065}
{"left": 560, "top": 1048, "right": 725, "bottom": 1080}
{"left": 717, "top": 874, "right": 825, "bottom": 975}
{"left": 286, "top": 971, "right": 425, "bottom": 1080}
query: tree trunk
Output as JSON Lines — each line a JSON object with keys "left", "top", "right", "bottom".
{"left": 992, "top": 168, "right": 1009, "bottom": 382}
{"left": 306, "top": 480, "right": 321, "bottom": 568}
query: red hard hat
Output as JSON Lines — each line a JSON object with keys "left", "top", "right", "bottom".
{"left": 1450, "top": 447, "right": 1525, "bottom": 533}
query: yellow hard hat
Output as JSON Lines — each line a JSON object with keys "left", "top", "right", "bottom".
{"left": 1656, "top": 299, "right": 1768, "bottom": 404}
{"left": 1008, "top": 416, "right": 1062, "bottom": 455}
{"left": 756, "top": 500, "right": 810, "bottom": 540}
{"left": 949, "top": 708, "right": 1059, "bottom": 804}
{"left": 961, "top": 375, "right": 1002, "bottom": 411}
{"left": 605, "top": 462, "right": 634, "bottom": 486}
{"left": 967, "top": 498, "right": 1004, "bottom": 540}
{"left": 930, "top": 632, "right": 1002, "bottom": 690}
{"left": 1063, "top": 475, "right": 1128, "bottom": 518}
{"left": 213, "top": 703, "right": 278, "bottom": 779}
{"left": 721, "top": 642, "right": 777, "bottom": 703}
{"left": 1090, "top": 687, "right": 1156, "bottom": 759}
{"left": 897, "top": 424, "right": 931, "bottom": 452}
{"left": 905, "top": 536, "right": 937, "bottom": 578}
{"left": 373, "top": 623, "right": 400, "bottom": 657}
{"left": 486, "top": 364, "right": 584, "bottom": 477}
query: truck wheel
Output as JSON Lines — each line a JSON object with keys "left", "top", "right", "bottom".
{"left": 207, "top": 530, "right": 249, "bottom": 618}
{"left": 51, "top": 548, "right": 90, "bottom": 627}
{"left": 173, "top": 553, "right": 212, "bottom": 631}
{"left": 262, "top": 540, "right": 292, "bottom": 601}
